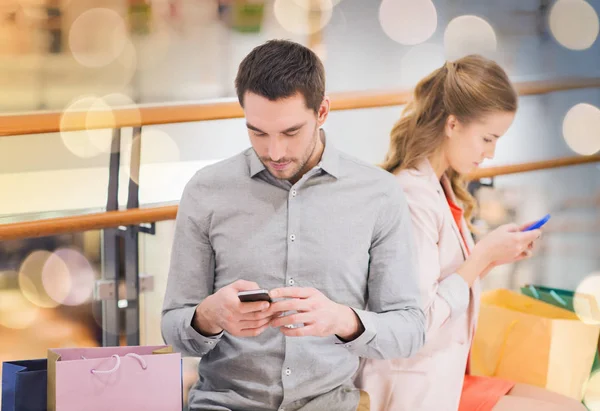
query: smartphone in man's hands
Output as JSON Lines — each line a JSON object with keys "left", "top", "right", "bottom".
{"left": 238, "top": 289, "right": 272, "bottom": 303}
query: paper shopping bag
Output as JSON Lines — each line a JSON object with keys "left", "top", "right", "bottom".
{"left": 470, "top": 289, "right": 600, "bottom": 400}
{"left": 1, "top": 359, "right": 47, "bottom": 411}
{"left": 521, "top": 284, "right": 600, "bottom": 320}
{"left": 47, "top": 345, "right": 181, "bottom": 411}
{"left": 522, "top": 284, "right": 600, "bottom": 374}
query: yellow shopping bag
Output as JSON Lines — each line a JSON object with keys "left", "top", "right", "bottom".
{"left": 471, "top": 289, "right": 600, "bottom": 400}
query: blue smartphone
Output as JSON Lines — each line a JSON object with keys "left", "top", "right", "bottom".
{"left": 522, "top": 214, "right": 551, "bottom": 231}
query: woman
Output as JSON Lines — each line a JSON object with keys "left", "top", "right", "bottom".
{"left": 355, "top": 56, "right": 586, "bottom": 411}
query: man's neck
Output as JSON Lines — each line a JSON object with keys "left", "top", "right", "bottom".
{"left": 305, "top": 129, "right": 326, "bottom": 171}
{"left": 289, "top": 129, "right": 325, "bottom": 185}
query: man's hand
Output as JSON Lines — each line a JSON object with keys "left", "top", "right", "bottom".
{"left": 193, "top": 280, "right": 273, "bottom": 338}
{"left": 267, "top": 287, "right": 364, "bottom": 340}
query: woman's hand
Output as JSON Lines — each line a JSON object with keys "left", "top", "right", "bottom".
{"left": 457, "top": 224, "right": 541, "bottom": 286}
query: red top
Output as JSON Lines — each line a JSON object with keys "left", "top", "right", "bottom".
{"left": 445, "top": 193, "right": 470, "bottom": 255}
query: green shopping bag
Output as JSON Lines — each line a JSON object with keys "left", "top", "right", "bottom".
{"left": 521, "top": 285, "right": 600, "bottom": 373}
{"left": 522, "top": 285, "right": 575, "bottom": 310}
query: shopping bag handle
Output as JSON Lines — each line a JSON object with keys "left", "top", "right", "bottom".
{"left": 549, "top": 290, "right": 568, "bottom": 306}
{"left": 528, "top": 285, "right": 540, "bottom": 299}
{"left": 527, "top": 285, "right": 568, "bottom": 307}
{"left": 84, "top": 353, "right": 148, "bottom": 375}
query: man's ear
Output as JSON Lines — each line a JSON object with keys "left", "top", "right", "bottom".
{"left": 317, "top": 96, "right": 330, "bottom": 126}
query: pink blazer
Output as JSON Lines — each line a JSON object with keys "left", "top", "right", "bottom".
{"left": 355, "top": 160, "right": 481, "bottom": 411}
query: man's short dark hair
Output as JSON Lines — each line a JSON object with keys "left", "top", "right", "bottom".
{"left": 235, "top": 39, "right": 325, "bottom": 113}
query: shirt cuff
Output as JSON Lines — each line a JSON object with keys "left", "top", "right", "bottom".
{"left": 183, "top": 305, "right": 223, "bottom": 349}
{"left": 333, "top": 308, "right": 376, "bottom": 352}
{"left": 437, "top": 273, "right": 470, "bottom": 318}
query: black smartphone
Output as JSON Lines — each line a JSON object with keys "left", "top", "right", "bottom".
{"left": 238, "top": 289, "right": 272, "bottom": 303}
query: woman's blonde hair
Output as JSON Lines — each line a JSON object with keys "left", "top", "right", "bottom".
{"left": 382, "top": 54, "right": 517, "bottom": 228}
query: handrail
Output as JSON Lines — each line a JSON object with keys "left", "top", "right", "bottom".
{"left": 468, "top": 154, "right": 600, "bottom": 179}
{"left": 1, "top": 154, "right": 599, "bottom": 241}
{"left": 1, "top": 77, "right": 599, "bottom": 137}
{"left": 0, "top": 206, "right": 178, "bottom": 241}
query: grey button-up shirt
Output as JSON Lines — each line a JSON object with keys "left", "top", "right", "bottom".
{"left": 162, "top": 138, "right": 425, "bottom": 411}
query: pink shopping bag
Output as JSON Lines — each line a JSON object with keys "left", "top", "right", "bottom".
{"left": 47, "top": 345, "right": 181, "bottom": 411}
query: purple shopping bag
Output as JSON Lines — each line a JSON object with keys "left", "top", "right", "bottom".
{"left": 47, "top": 345, "right": 181, "bottom": 411}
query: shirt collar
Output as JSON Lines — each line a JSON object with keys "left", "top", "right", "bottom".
{"left": 318, "top": 129, "right": 339, "bottom": 179}
{"left": 247, "top": 149, "right": 265, "bottom": 178}
{"left": 246, "top": 129, "right": 340, "bottom": 180}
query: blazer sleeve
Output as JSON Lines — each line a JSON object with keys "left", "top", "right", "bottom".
{"left": 399, "top": 176, "right": 470, "bottom": 341}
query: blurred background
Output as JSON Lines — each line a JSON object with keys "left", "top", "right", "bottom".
{"left": 0, "top": 0, "right": 599, "bottom": 409}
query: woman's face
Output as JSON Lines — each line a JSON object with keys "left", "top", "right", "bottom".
{"left": 444, "top": 111, "right": 516, "bottom": 175}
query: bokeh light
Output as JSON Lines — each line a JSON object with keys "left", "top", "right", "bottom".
{"left": 85, "top": 97, "right": 119, "bottom": 154}
{"left": 399, "top": 43, "right": 444, "bottom": 87}
{"left": 0, "top": 270, "right": 16, "bottom": 289}
{"left": 292, "top": 0, "right": 345, "bottom": 11}
{"left": 60, "top": 94, "right": 141, "bottom": 158}
{"left": 274, "top": 0, "right": 333, "bottom": 35}
{"left": 562, "top": 103, "right": 600, "bottom": 155}
{"left": 573, "top": 273, "right": 600, "bottom": 325}
{"left": 60, "top": 95, "right": 113, "bottom": 158}
{"left": 379, "top": 0, "right": 437, "bottom": 46}
{"left": 444, "top": 15, "right": 497, "bottom": 60}
{"left": 585, "top": 370, "right": 600, "bottom": 410}
{"left": 126, "top": 128, "right": 181, "bottom": 185}
{"left": 98, "top": 93, "right": 142, "bottom": 132}
{"left": 18, "top": 250, "right": 58, "bottom": 308}
{"left": 0, "top": 288, "right": 39, "bottom": 330}
{"left": 69, "top": 8, "right": 128, "bottom": 68}
{"left": 549, "top": 0, "right": 599, "bottom": 50}
{"left": 42, "top": 248, "right": 96, "bottom": 306}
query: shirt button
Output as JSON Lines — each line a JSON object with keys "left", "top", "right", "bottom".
{"left": 289, "top": 234, "right": 296, "bottom": 241}
{"left": 291, "top": 190, "right": 297, "bottom": 196}
{"left": 285, "top": 368, "right": 292, "bottom": 376}
{"left": 288, "top": 278, "right": 295, "bottom": 286}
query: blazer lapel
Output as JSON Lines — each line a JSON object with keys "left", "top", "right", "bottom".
{"left": 439, "top": 173, "right": 470, "bottom": 260}
{"left": 414, "top": 160, "right": 471, "bottom": 260}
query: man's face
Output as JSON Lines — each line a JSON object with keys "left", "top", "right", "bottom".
{"left": 243, "top": 92, "right": 328, "bottom": 182}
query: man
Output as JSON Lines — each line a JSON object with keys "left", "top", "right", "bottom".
{"left": 162, "top": 39, "right": 425, "bottom": 411}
